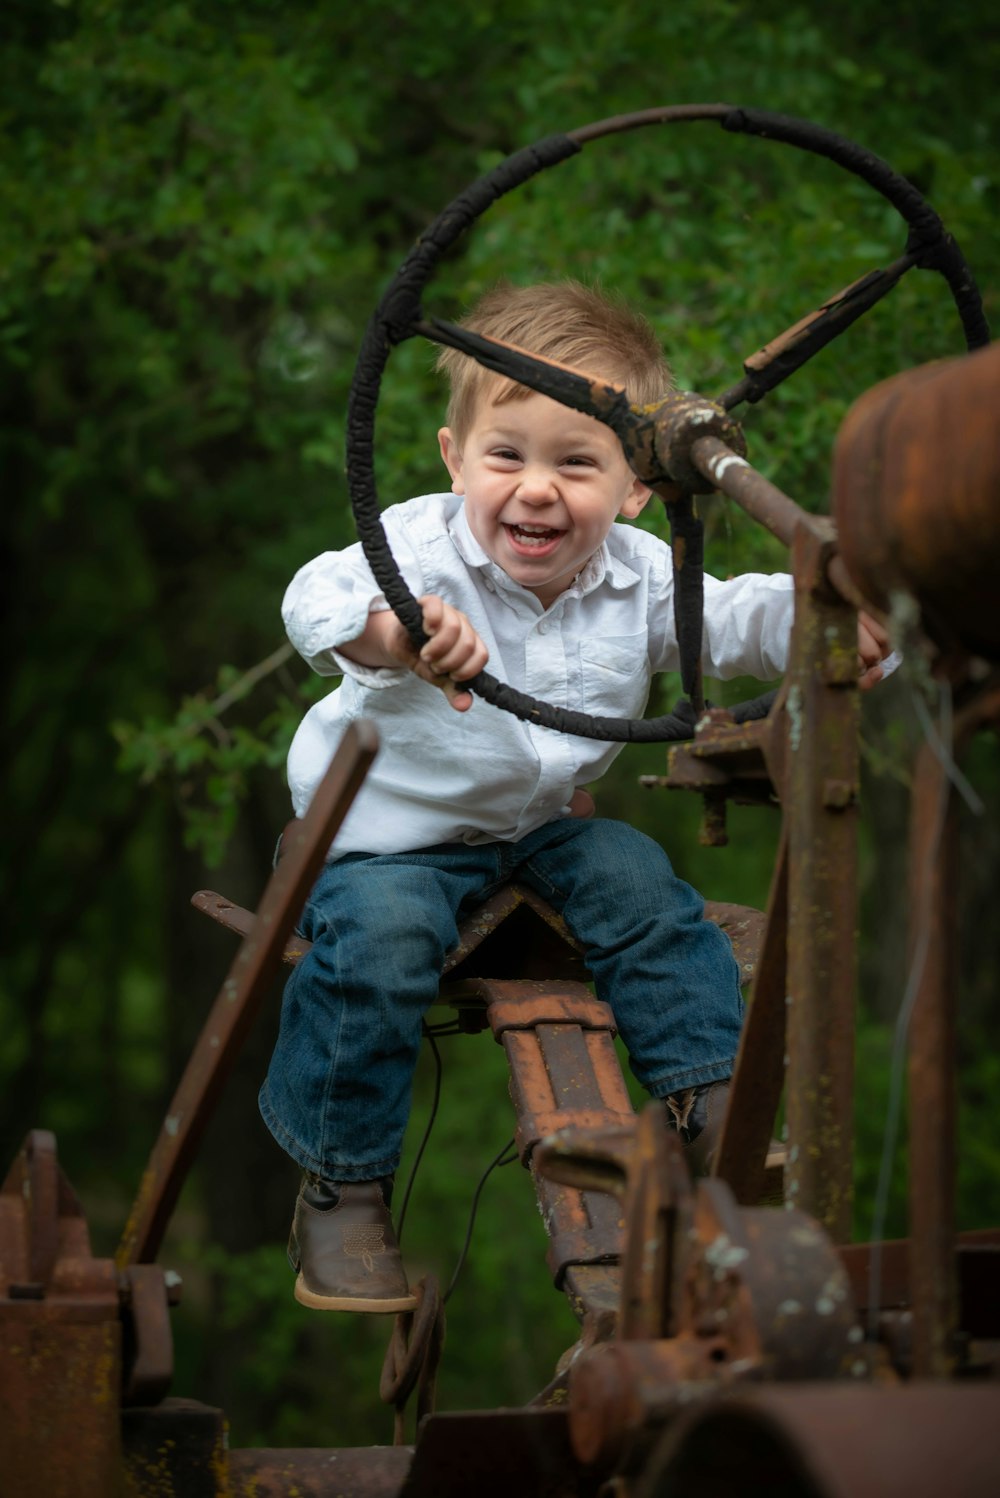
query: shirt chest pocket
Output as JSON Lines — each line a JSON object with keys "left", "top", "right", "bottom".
{"left": 578, "top": 633, "right": 651, "bottom": 715}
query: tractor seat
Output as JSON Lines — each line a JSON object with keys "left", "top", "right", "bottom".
{"left": 191, "top": 881, "right": 765, "bottom": 1023}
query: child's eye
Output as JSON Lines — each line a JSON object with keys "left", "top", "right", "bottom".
{"left": 563, "top": 455, "right": 595, "bottom": 468}
{"left": 491, "top": 448, "right": 520, "bottom": 461}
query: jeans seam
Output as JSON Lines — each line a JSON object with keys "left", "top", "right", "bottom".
{"left": 519, "top": 854, "right": 570, "bottom": 911}
{"left": 313, "top": 914, "right": 345, "bottom": 1171}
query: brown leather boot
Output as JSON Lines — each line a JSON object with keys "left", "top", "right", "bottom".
{"left": 288, "top": 1179, "right": 418, "bottom": 1313}
{"left": 665, "top": 1080, "right": 787, "bottom": 1194}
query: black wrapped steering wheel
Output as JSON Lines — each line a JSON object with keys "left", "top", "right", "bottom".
{"left": 345, "top": 105, "right": 988, "bottom": 743}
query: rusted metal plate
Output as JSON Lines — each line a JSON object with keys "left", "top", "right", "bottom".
{"left": 484, "top": 982, "right": 616, "bottom": 1034}
{"left": 1, "top": 1131, "right": 132, "bottom": 1497}
{"left": 639, "top": 1384, "right": 1000, "bottom": 1498}
{"left": 122, "top": 1399, "right": 227, "bottom": 1497}
{"left": 0, "top": 1316, "right": 124, "bottom": 1497}
{"left": 227, "top": 1444, "right": 413, "bottom": 1497}
{"left": 0, "top": 1128, "right": 91, "bottom": 1285}
{"left": 1, "top": 1132, "right": 188, "bottom": 1495}
{"left": 479, "top": 979, "right": 632, "bottom": 1298}
{"left": 904, "top": 682, "right": 1000, "bottom": 1375}
{"left": 401, "top": 1407, "right": 602, "bottom": 1498}
{"left": 838, "top": 1230, "right": 1000, "bottom": 1330}
{"left": 119, "top": 1265, "right": 174, "bottom": 1407}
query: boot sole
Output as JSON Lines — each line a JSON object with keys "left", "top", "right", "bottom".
{"left": 293, "top": 1273, "right": 418, "bottom": 1313}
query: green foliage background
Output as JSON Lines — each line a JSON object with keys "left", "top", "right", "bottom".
{"left": 2, "top": 0, "right": 998, "bottom": 1450}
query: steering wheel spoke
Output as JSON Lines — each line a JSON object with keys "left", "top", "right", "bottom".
{"left": 346, "top": 106, "right": 987, "bottom": 743}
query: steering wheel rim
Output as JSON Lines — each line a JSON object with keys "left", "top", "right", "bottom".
{"left": 345, "top": 104, "right": 989, "bottom": 744}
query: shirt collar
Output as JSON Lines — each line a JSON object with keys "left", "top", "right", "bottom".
{"left": 449, "top": 501, "right": 641, "bottom": 606}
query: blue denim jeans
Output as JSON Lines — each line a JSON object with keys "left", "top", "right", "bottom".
{"left": 258, "top": 817, "right": 743, "bottom": 1181}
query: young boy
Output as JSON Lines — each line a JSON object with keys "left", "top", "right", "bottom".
{"left": 260, "top": 281, "right": 888, "bottom": 1313}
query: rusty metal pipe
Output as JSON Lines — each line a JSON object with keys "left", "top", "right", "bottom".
{"left": 643, "top": 1385, "right": 1000, "bottom": 1498}
{"left": 833, "top": 342, "right": 1000, "bottom": 660}
{"left": 689, "top": 435, "right": 871, "bottom": 614}
{"left": 691, "top": 434, "right": 805, "bottom": 546}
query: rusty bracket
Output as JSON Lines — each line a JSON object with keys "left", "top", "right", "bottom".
{"left": 1, "top": 1131, "right": 178, "bottom": 1495}
{"left": 535, "top": 1108, "right": 862, "bottom": 1478}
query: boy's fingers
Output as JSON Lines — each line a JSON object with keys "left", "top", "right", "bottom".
{"left": 413, "top": 656, "right": 476, "bottom": 708}
{"left": 429, "top": 637, "right": 488, "bottom": 679}
{"left": 418, "top": 597, "right": 463, "bottom": 658}
{"left": 857, "top": 618, "right": 889, "bottom": 672}
{"left": 858, "top": 662, "right": 885, "bottom": 692}
{"left": 417, "top": 593, "right": 445, "bottom": 633}
{"left": 411, "top": 595, "right": 486, "bottom": 701}
{"left": 857, "top": 611, "right": 891, "bottom": 667}
{"left": 859, "top": 609, "right": 891, "bottom": 651}
{"left": 419, "top": 616, "right": 488, "bottom": 679}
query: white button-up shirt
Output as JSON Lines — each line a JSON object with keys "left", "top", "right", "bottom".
{"left": 284, "top": 492, "right": 793, "bottom": 855}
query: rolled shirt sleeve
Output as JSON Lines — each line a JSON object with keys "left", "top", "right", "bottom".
{"left": 282, "top": 511, "right": 427, "bottom": 687}
{"left": 700, "top": 571, "right": 794, "bottom": 680}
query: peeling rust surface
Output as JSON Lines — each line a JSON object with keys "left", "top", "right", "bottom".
{"left": 645, "top": 1385, "right": 1000, "bottom": 1497}
{"left": 834, "top": 342, "right": 1000, "bottom": 660}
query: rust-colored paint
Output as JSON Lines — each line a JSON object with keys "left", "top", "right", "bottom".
{"left": 833, "top": 342, "right": 1000, "bottom": 659}
{"left": 646, "top": 1385, "right": 1000, "bottom": 1497}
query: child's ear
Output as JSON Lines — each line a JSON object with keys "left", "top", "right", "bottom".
{"left": 619, "top": 478, "right": 652, "bottom": 520}
{"left": 438, "top": 428, "right": 464, "bottom": 494}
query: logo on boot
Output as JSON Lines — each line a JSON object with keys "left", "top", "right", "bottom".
{"left": 342, "top": 1224, "right": 386, "bottom": 1274}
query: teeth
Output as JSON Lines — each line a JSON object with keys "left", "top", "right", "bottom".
{"left": 509, "top": 523, "right": 559, "bottom": 544}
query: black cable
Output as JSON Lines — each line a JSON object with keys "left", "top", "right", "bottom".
{"left": 395, "top": 1018, "right": 486, "bottom": 1243}
{"left": 444, "top": 1138, "right": 519, "bottom": 1304}
{"left": 396, "top": 1027, "right": 444, "bottom": 1246}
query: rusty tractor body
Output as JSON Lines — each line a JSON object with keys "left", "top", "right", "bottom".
{"left": 4, "top": 348, "right": 1000, "bottom": 1495}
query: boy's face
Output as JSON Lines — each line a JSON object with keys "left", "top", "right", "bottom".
{"left": 438, "top": 390, "right": 651, "bottom": 608}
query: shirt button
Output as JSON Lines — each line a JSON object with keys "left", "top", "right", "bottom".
{"left": 538, "top": 621, "right": 549, "bottom": 635}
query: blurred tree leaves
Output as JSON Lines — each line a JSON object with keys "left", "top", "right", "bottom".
{"left": 3, "top": 0, "right": 999, "bottom": 1449}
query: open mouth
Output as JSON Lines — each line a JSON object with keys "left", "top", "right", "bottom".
{"left": 504, "top": 522, "right": 564, "bottom": 551}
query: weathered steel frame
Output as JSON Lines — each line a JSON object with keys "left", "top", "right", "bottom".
{"left": 640, "top": 433, "right": 865, "bottom": 1238}
{"left": 907, "top": 680, "right": 1000, "bottom": 1376}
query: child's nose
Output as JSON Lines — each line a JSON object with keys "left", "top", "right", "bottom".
{"left": 516, "top": 465, "right": 558, "bottom": 503}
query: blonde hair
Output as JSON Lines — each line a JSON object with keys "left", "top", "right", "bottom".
{"left": 436, "top": 280, "right": 672, "bottom": 440}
